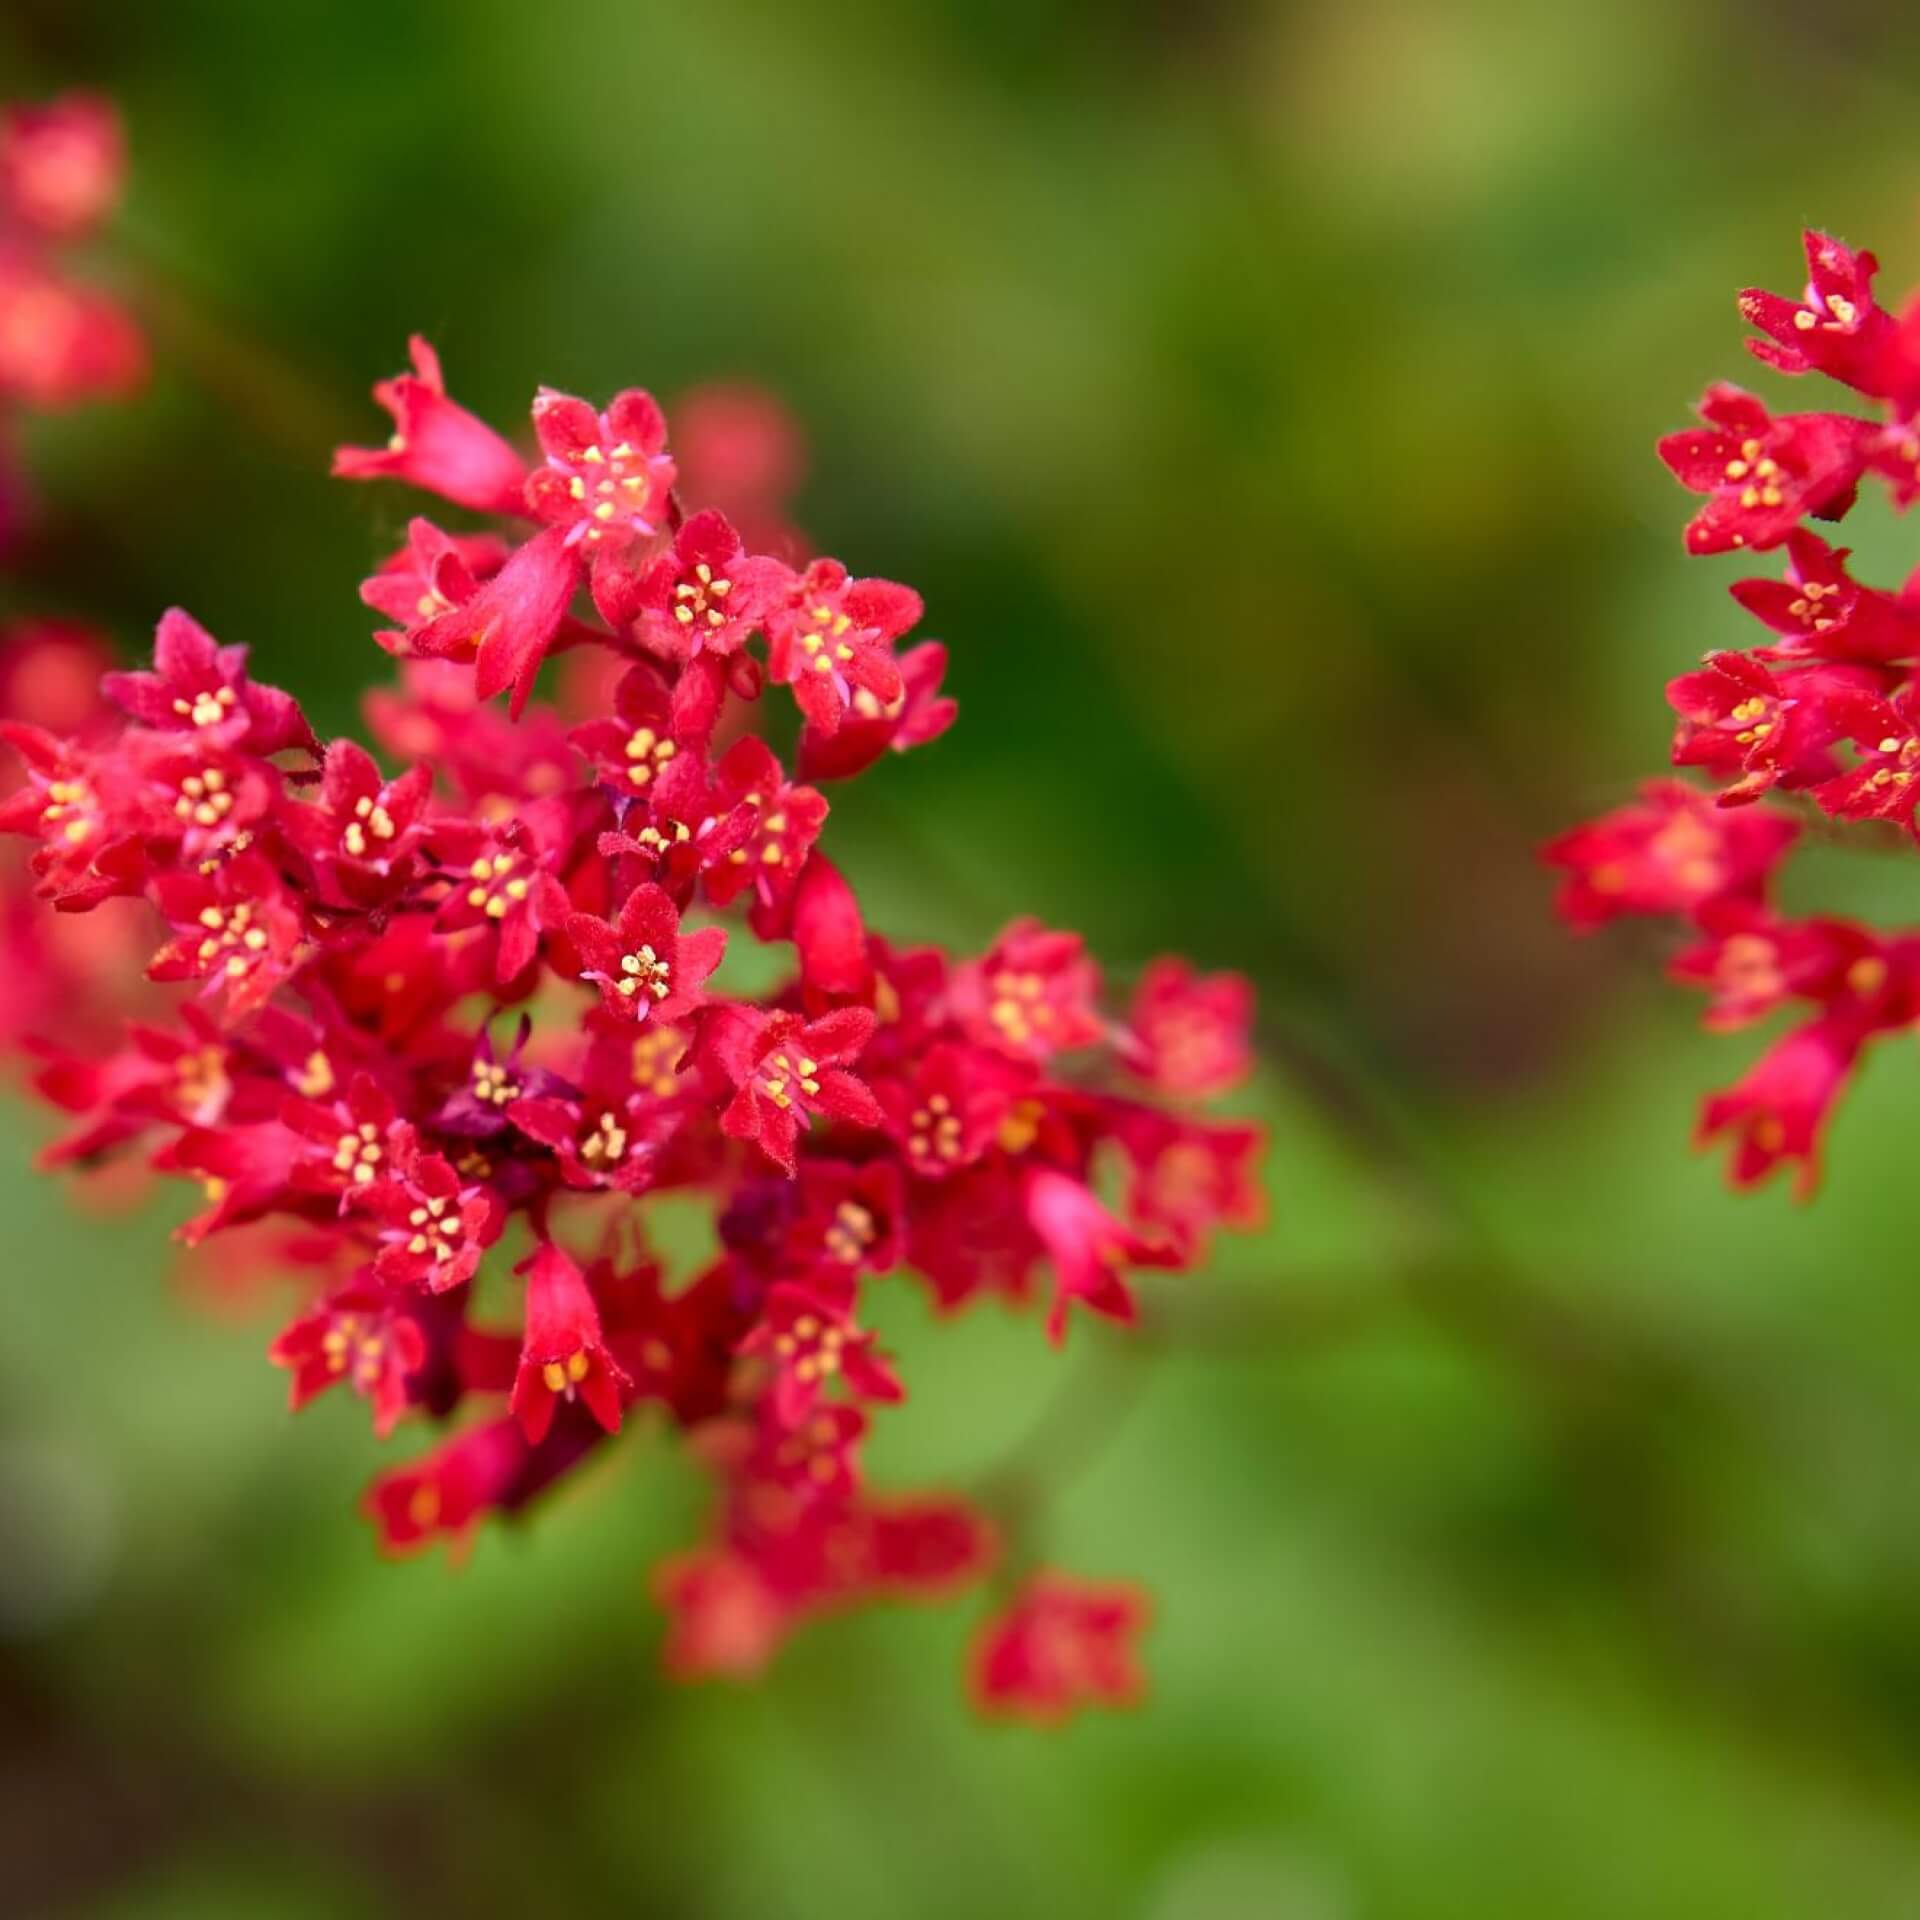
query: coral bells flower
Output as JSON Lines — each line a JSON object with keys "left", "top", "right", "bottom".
{"left": 280, "top": 740, "right": 433, "bottom": 905}
{"left": 1664, "top": 652, "right": 1873, "bottom": 804}
{"left": 1669, "top": 903, "right": 1897, "bottom": 1032}
{"left": 1656, "top": 383, "right": 1869, "bottom": 555}
{"left": 764, "top": 558, "right": 916, "bottom": 736}
{"left": 970, "top": 1573, "right": 1151, "bottom": 1726}
{"left": 1542, "top": 780, "right": 1797, "bottom": 930}
{"left": 1731, "top": 530, "right": 1920, "bottom": 666}
{"left": 0, "top": 95, "right": 124, "bottom": 239}
{"left": 1695, "top": 1012, "right": 1871, "bottom": 1198}
{"left": 797, "top": 638, "right": 958, "bottom": 782}
{"left": 565, "top": 882, "right": 726, "bottom": 1024}
{"left": 0, "top": 253, "right": 144, "bottom": 409}
{"left": 525, "top": 385, "right": 675, "bottom": 613}
{"left": 365, "top": 1417, "right": 533, "bottom": 1557}
{"left": 333, "top": 336, "right": 528, "bottom": 514}
{"left": 1739, "top": 231, "right": 1905, "bottom": 400}
{"left": 951, "top": 920, "right": 1105, "bottom": 1061}
{"left": 146, "top": 852, "right": 302, "bottom": 1017}
{"left": 626, "top": 509, "right": 786, "bottom": 664}
{"left": 510, "top": 1244, "right": 632, "bottom": 1444}
{"left": 360, "top": 517, "right": 510, "bottom": 652}
{"left": 1121, "top": 957, "right": 1254, "bottom": 1099}
{"left": 1025, "top": 1168, "right": 1178, "bottom": 1343}
{"left": 2, "top": 337, "right": 1265, "bottom": 1720}
{"left": 357, "top": 1143, "right": 504, "bottom": 1292}
{"left": 270, "top": 1276, "right": 427, "bottom": 1439}
{"left": 706, "top": 1004, "right": 883, "bottom": 1174}
{"left": 736, "top": 1282, "right": 904, "bottom": 1428}
{"left": 1808, "top": 682, "right": 1920, "bottom": 832}
{"left": 101, "top": 609, "right": 314, "bottom": 757}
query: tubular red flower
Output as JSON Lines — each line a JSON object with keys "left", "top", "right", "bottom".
{"left": 1657, "top": 383, "right": 1870, "bottom": 556}
{"left": 333, "top": 335, "right": 529, "bottom": 514}
{"left": 510, "top": 1243, "right": 632, "bottom": 1444}
{"left": 970, "top": 1573, "right": 1151, "bottom": 1726}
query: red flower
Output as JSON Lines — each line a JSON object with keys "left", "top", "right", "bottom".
{"left": 1730, "top": 530, "right": 1920, "bottom": 666}
{"left": 1669, "top": 903, "right": 1896, "bottom": 1031}
{"left": 950, "top": 919, "right": 1105, "bottom": 1062}
{"left": 509, "top": 1243, "right": 632, "bottom": 1444}
{"left": 3, "top": 329, "right": 1269, "bottom": 1707}
{"left": 569, "top": 662, "right": 688, "bottom": 800}
{"left": 1664, "top": 652, "right": 1871, "bottom": 804}
{"left": 1111, "top": 1107, "right": 1266, "bottom": 1259}
{"left": 360, "top": 516, "right": 510, "bottom": 651}
{"left": 1542, "top": 780, "right": 1797, "bottom": 930}
{"left": 746, "top": 1402, "right": 868, "bottom": 1501}
{"left": 1696, "top": 1011, "right": 1872, "bottom": 1198}
{"left": 31, "top": 1007, "right": 233, "bottom": 1166}
{"left": 626, "top": 509, "right": 788, "bottom": 663}
{"left": 701, "top": 736, "right": 829, "bottom": 924}
{"left": 524, "top": 384, "right": 676, "bottom": 623}
{"left": 0, "top": 720, "right": 135, "bottom": 906}
{"left": 876, "top": 1041, "right": 1020, "bottom": 1180}
{"left": 1865, "top": 419, "right": 1920, "bottom": 510}
{"left": 564, "top": 881, "right": 726, "bottom": 1025}
{"left": 763, "top": 558, "right": 916, "bottom": 736}
{"left": 1025, "top": 1168, "right": 1177, "bottom": 1344}
{"left": 706, "top": 1004, "right": 883, "bottom": 1175}
{"left": 147, "top": 851, "right": 303, "bottom": 1018}
{"left": 655, "top": 1550, "right": 786, "bottom": 1680}
{"left": 428, "top": 804, "right": 575, "bottom": 985}
{"left": 100, "top": 608, "right": 313, "bottom": 756}
{"left": 782, "top": 1158, "right": 905, "bottom": 1281}
{"left": 279, "top": 739, "right": 434, "bottom": 905}
{"left": 737, "top": 1282, "right": 905, "bottom": 1428}
{"left": 507, "top": 1026, "right": 688, "bottom": 1195}
{"left": 970, "top": 1573, "right": 1150, "bottom": 1726}
{"left": 1657, "top": 383, "right": 1869, "bottom": 555}
{"left": 281, "top": 1070, "right": 400, "bottom": 1199}
{"left": 0, "top": 252, "right": 144, "bottom": 408}
{"left": 333, "top": 336, "right": 528, "bottom": 515}
{"left": 403, "top": 524, "right": 583, "bottom": 716}
{"left": 269, "top": 1276, "right": 427, "bottom": 1438}
{"left": 0, "top": 94, "right": 124, "bottom": 238}
{"left": 1120, "top": 957, "right": 1254, "bottom": 1099}
{"left": 364, "top": 1417, "right": 531, "bottom": 1557}
{"left": 1739, "top": 230, "right": 1905, "bottom": 401}
{"left": 797, "top": 639, "right": 957, "bottom": 781}
{"left": 1808, "top": 681, "right": 1920, "bottom": 832}
{"left": 356, "top": 1143, "right": 504, "bottom": 1292}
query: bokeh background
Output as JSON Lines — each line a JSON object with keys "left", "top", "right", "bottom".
{"left": 9, "top": 0, "right": 1920, "bottom": 1913}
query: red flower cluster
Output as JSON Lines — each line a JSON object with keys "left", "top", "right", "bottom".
{"left": 1547, "top": 228, "right": 1920, "bottom": 1196}
{"left": 0, "top": 94, "right": 143, "bottom": 530}
{"left": 4, "top": 340, "right": 1260, "bottom": 1719}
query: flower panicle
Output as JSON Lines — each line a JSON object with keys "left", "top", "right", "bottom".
{"left": 0, "top": 325, "right": 1263, "bottom": 1724}
{"left": 1548, "top": 225, "right": 1920, "bottom": 1198}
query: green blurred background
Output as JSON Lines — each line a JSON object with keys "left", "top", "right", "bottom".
{"left": 11, "top": 0, "right": 1920, "bottom": 1913}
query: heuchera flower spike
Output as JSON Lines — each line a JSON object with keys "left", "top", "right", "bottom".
{"left": 0, "top": 325, "right": 1265, "bottom": 1721}
{"left": 1550, "top": 222, "right": 1920, "bottom": 1197}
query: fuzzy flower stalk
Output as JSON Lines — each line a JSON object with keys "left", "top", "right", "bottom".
{"left": 1, "top": 338, "right": 1263, "bottom": 1722}
{"left": 1546, "top": 227, "right": 1920, "bottom": 1198}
